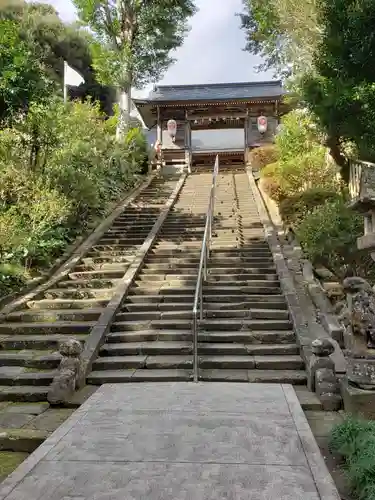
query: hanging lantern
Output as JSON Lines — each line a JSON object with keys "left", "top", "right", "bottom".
{"left": 167, "top": 119, "right": 177, "bottom": 139}
{"left": 257, "top": 115, "right": 268, "bottom": 134}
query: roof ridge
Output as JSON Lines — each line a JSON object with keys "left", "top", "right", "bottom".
{"left": 153, "top": 80, "right": 282, "bottom": 91}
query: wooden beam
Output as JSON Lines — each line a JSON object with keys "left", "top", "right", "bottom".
{"left": 187, "top": 112, "right": 247, "bottom": 120}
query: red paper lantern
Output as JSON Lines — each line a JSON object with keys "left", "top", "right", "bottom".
{"left": 167, "top": 119, "right": 177, "bottom": 137}
{"left": 257, "top": 116, "right": 268, "bottom": 134}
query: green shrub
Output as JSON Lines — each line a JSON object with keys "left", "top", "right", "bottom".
{"left": 296, "top": 199, "right": 374, "bottom": 280}
{"left": 330, "top": 417, "right": 375, "bottom": 500}
{"left": 260, "top": 162, "right": 287, "bottom": 202}
{"left": 250, "top": 145, "right": 279, "bottom": 170}
{"left": 275, "top": 110, "right": 322, "bottom": 161}
{"left": 0, "top": 98, "right": 144, "bottom": 296}
{"left": 279, "top": 188, "right": 341, "bottom": 229}
{"left": 0, "top": 263, "right": 28, "bottom": 298}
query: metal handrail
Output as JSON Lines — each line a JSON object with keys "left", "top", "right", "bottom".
{"left": 192, "top": 155, "right": 219, "bottom": 382}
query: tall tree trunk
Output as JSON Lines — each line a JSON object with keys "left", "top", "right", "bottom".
{"left": 326, "top": 135, "right": 350, "bottom": 184}
{"left": 116, "top": 86, "right": 132, "bottom": 141}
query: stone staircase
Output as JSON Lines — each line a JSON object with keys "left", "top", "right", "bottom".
{"left": 88, "top": 170, "right": 306, "bottom": 384}
{"left": 198, "top": 171, "right": 306, "bottom": 383}
{"left": 88, "top": 173, "right": 213, "bottom": 383}
{"left": 0, "top": 176, "right": 180, "bottom": 401}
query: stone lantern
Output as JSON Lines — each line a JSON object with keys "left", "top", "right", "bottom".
{"left": 349, "top": 160, "right": 375, "bottom": 260}
{"left": 336, "top": 160, "right": 375, "bottom": 416}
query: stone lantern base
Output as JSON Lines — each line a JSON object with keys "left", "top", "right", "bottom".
{"left": 341, "top": 377, "right": 375, "bottom": 419}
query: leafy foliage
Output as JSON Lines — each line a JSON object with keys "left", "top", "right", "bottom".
{"left": 330, "top": 417, "right": 375, "bottom": 500}
{"left": 239, "top": 0, "right": 319, "bottom": 77}
{"left": 0, "top": 18, "right": 53, "bottom": 120}
{"left": 249, "top": 145, "right": 278, "bottom": 170}
{"left": 0, "top": 99, "right": 145, "bottom": 296}
{"left": 295, "top": 199, "right": 374, "bottom": 280}
{"left": 72, "top": 0, "right": 196, "bottom": 133}
{"left": 279, "top": 187, "right": 341, "bottom": 229}
{"left": 301, "top": 0, "right": 375, "bottom": 173}
{"left": 260, "top": 111, "right": 340, "bottom": 201}
{"left": 0, "top": 0, "right": 114, "bottom": 122}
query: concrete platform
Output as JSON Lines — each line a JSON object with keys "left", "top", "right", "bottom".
{"left": 0, "top": 383, "right": 340, "bottom": 500}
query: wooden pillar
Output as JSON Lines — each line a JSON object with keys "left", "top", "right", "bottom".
{"left": 185, "top": 112, "right": 192, "bottom": 173}
{"left": 244, "top": 112, "right": 249, "bottom": 166}
{"left": 156, "top": 106, "right": 162, "bottom": 144}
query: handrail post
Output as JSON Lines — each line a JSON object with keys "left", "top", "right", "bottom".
{"left": 193, "top": 312, "right": 198, "bottom": 382}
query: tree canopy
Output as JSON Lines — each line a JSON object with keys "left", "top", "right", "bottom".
{"left": 0, "top": 0, "right": 115, "bottom": 121}
{"left": 73, "top": 0, "right": 197, "bottom": 135}
{"left": 239, "top": 0, "right": 375, "bottom": 180}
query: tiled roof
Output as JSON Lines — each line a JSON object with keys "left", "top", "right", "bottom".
{"left": 147, "top": 81, "right": 284, "bottom": 102}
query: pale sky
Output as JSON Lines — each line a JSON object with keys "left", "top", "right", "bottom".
{"left": 48, "top": 0, "right": 273, "bottom": 97}
{"left": 49, "top": 0, "right": 273, "bottom": 145}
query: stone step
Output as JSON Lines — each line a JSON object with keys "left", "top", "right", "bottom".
{"left": 68, "top": 270, "right": 125, "bottom": 280}
{"left": 115, "top": 311, "right": 192, "bottom": 322}
{"left": 206, "top": 273, "right": 279, "bottom": 282}
{"left": 125, "top": 294, "right": 194, "bottom": 304}
{"left": 93, "top": 355, "right": 192, "bottom": 370}
{"left": 0, "top": 334, "right": 87, "bottom": 350}
{"left": 74, "top": 263, "right": 130, "bottom": 272}
{"left": 101, "top": 341, "right": 192, "bottom": 356}
{"left": 93, "top": 353, "right": 303, "bottom": 371}
{"left": 205, "top": 309, "right": 289, "bottom": 320}
{"left": 84, "top": 249, "right": 137, "bottom": 258}
{"left": 198, "top": 343, "right": 299, "bottom": 355}
{"left": 56, "top": 278, "right": 119, "bottom": 289}
{"left": 87, "top": 369, "right": 191, "bottom": 384}
{"left": 4, "top": 308, "right": 104, "bottom": 323}
{"left": 124, "top": 294, "right": 285, "bottom": 305}
{"left": 106, "top": 329, "right": 295, "bottom": 344}
{"left": 0, "top": 351, "right": 60, "bottom": 369}
{"left": 208, "top": 266, "right": 276, "bottom": 273}
{"left": 123, "top": 302, "right": 193, "bottom": 312}
{"left": 197, "top": 330, "right": 295, "bottom": 344}
{"left": 0, "top": 368, "right": 56, "bottom": 386}
{"left": 130, "top": 285, "right": 282, "bottom": 295}
{"left": 0, "top": 321, "right": 95, "bottom": 335}
{"left": 88, "top": 369, "right": 307, "bottom": 385}
{"left": 141, "top": 267, "right": 199, "bottom": 274}
{"left": 199, "top": 370, "right": 307, "bottom": 384}
{"left": 205, "top": 279, "right": 280, "bottom": 287}
{"left": 136, "top": 273, "right": 198, "bottom": 282}
{"left": 98, "top": 237, "right": 149, "bottom": 245}
{"left": 44, "top": 288, "right": 114, "bottom": 300}
{"left": 27, "top": 298, "right": 109, "bottom": 310}
{"left": 0, "top": 386, "right": 49, "bottom": 402}
{"left": 200, "top": 319, "right": 292, "bottom": 331}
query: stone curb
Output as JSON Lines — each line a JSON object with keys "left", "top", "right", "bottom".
{"left": 282, "top": 385, "right": 341, "bottom": 500}
{"left": 80, "top": 173, "right": 187, "bottom": 378}
{"left": 0, "top": 429, "right": 48, "bottom": 453}
{"left": 0, "top": 174, "right": 157, "bottom": 319}
{"left": 255, "top": 184, "right": 344, "bottom": 347}
{"left": 247, "top": 170, "right": 346, "bottom": 378}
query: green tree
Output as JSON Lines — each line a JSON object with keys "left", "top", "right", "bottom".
{"left": 73, "top": 0, "right": 197, "bottom": 137}
{"left": 301, "top": 0, "right": 375, "bottom": 181}
{"left": 0, "top": 0, "right": 115, "bottom": 116}
{"left": 239, "top": 0, "right": 320, "bottom": 77}
{"left": 0, "top": 18, "right": 53, "bottom": 121}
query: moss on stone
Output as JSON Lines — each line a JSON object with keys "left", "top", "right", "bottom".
{"left": 0, "top": 451, "right": 29, "bottom": 480}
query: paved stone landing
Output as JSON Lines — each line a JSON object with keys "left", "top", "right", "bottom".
{"left": 0, "top": 383, "right": 340, "bottom": 500}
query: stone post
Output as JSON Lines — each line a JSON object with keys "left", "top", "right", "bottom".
{"left": 308, "top": 338, "right": 342, "bottom": 410}
{"left": 48, "top": 338, "right": 84, "bottom": 405}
